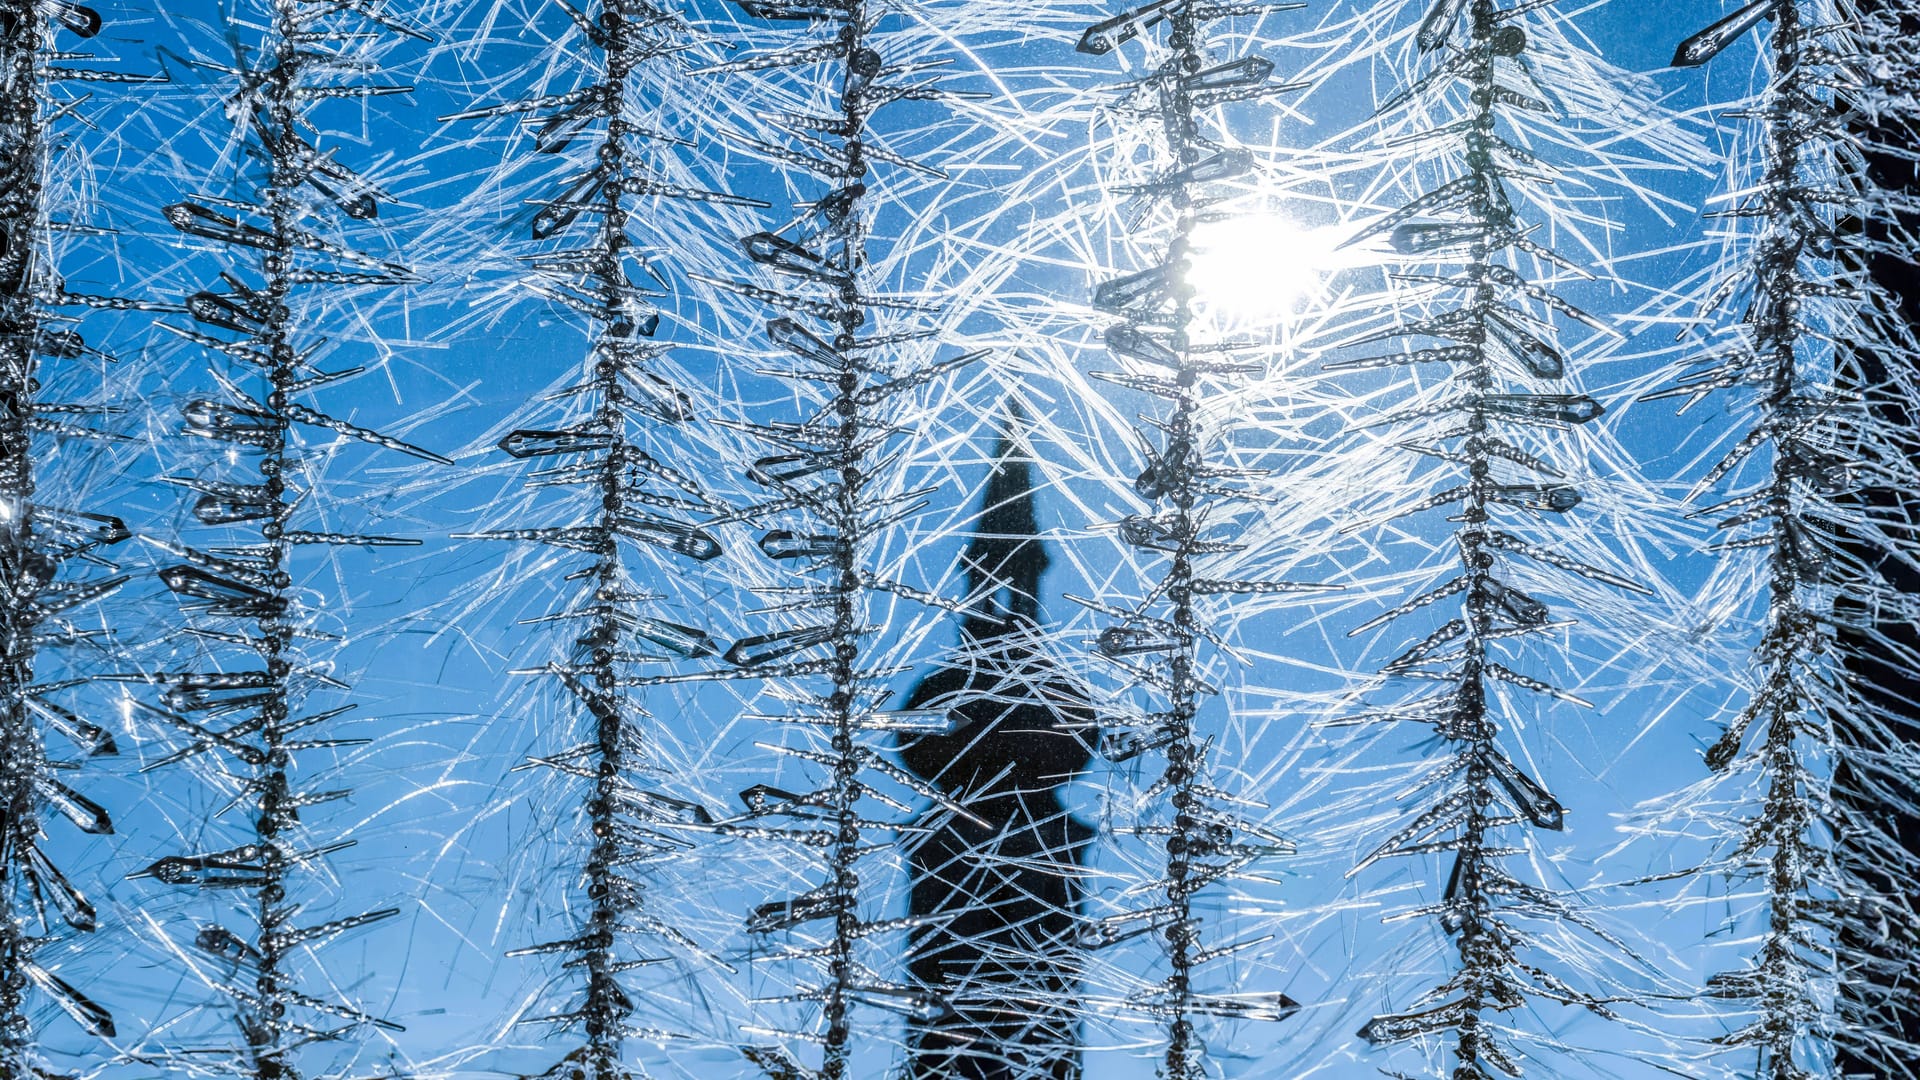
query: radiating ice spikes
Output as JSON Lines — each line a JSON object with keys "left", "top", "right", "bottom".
{"left": 1325, "top": 0, "right": 1702, "bottom": 1074}
{"left": 0, "top": 3, "right": 156, "bottom": 1071}
{"left": 1073, "top": 4, "right": 1330, "bottom": 1078}
{"left": 430, "top": 3, "right": 783, "bottom": 1078}
{"left": 1640, "top": 0, "right": 1920, "bottom": 1074}
{"left": 128, "top": 2, "right": 434, "bottom": 1077}
{"left": 671, "top": 3, "right": 1020, "bottom": 1077}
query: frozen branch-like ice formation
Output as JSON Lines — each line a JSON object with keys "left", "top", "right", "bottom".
{"left": 0, "top": 3, "right": 161, "bottom": 1071}
{"left": 1072, "top": 4, "right": 1328, "bottom": 1077}
{"left": 1649, "top": 0, "right": 1920, "bottom": 1073}
{"left": 667, "top": 2, "right": 1008, "bottom": 1075}
{"left": 128, "top": 3, "right": 436, "bottom": 1075}
{"left": 1833, "top": 1, "right": 1920, "bottom": 1067}
{"left": 439, "top": 3, "right": 767, "bottom": 1077}
{"left": 1329, "top": 0, "right": 1682, "bottom": 1074}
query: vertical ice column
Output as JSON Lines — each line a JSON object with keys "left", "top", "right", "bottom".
{"left": 440, "top": 3, "right": 766, "bottom": 1076}
{"left": 0, "top": 3, "right": 159, "bottom": 1071}
{"left": 1660, "top": 0, "right": 1920, "bottom": 1074}
{"left": 1072, "top": 4, "right": 1323, "bottom": 1076}
{"left": 129, "top": 3, "right": 437, "bottom": 1076}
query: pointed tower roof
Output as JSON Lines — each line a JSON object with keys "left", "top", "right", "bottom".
{"left": 901, "top": 398, "right": 1093, "bottom": 796}
{"left": 962, "top": 399, "right": 1050, "bottom": 635}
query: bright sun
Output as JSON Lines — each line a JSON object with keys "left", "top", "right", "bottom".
{"left": 1185, "top": 212, "right": 1345, "bottom": 325}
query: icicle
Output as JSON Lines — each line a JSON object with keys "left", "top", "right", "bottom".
{"left": 1072, "top": 2, "right": 1328, "bottom": 1076}
{"left": 682, "top": 2, "right": 1024, "bottom": 1076}
{"left": 437, "top": 1, "right": 772, "bottom": 1076}
{"left": 1642, "top": 0, "right": 1920, "bottom": 1072}
{"left": 1330, "top": 0, "right": 1699, "bottom": 1073}
{"left": 0, "top": 5, "right": 155, "bottom": 1072}
{"left": 126, "top": 2, "right": 432, "bottom": 1076}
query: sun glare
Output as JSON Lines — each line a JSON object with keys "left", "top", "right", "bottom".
{"left": 1186, "top": 212, "right": 1346, "bottom": 326}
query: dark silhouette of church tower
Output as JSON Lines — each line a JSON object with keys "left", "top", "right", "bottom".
{"left": 898, "top": 406, "right": 1095, "bottom": 1080}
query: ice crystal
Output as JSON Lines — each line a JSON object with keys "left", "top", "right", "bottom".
{"left": 1066, "top": 4, "right": 1343, "bottom": 1077}
{"left": 1634, "top": 0, "right": 1920, "bottom": 1074}
{"left": 0, "top": 3, "right": 164, "bottom": 1073}
{"left": 0, "top": 1, "right": 1909, "bottom": 1077}
{"left": 123, "top": 3, "right": 440, "bottom": 1076}
{"left": 1321, "top": 0, "right": 1706, "bottom": 1074}
{"left": 434, "top": 3, "right": 768, "bottom": 1077}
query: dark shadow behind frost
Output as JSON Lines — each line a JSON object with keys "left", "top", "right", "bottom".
{"left": 899, "top": 409, "right": 1095, "bottom": 1080}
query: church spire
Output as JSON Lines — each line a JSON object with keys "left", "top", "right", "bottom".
{"left": 898, "top": 399, "right": 1095, "bottom": 1079}
{"left": 961, "top": 400, "right": 1049, "bottom": 633}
